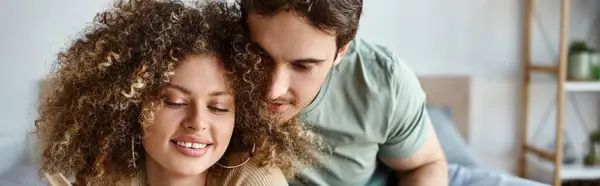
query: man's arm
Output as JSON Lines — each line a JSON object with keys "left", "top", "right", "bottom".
{"left": 381, "top": 123, "right": 448, "bottom": 186}
{"left": 378, "top": 53, "right": 448, "bottom": 186}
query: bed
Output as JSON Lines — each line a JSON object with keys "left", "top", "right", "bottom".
{"left": 0, "top": 76, "right": 549, "bottom": 186}
{"left": 419, "top": 76, "right": 548, "bottom": 186}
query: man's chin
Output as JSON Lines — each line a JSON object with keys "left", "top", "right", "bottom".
{"left": 276, "top": 112, "right": 302, "bottom": 125}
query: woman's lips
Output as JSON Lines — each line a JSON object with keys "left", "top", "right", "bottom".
{"left": 170, "top": 140, "right": 211, "bottom": 157}
{"left": 170, "top": 136, "right": 213, "bottom": 157}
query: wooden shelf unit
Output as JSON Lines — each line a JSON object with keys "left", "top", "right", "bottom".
{"left": 518, "top": 0, "right": 569, "bottom": 185}
{"left": 519, "top": 0, "right": 599, "bottom": 185}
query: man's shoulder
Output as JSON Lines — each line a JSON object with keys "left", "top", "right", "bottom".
{"left": 342, "top": 38, "right": 417, "bottom": 86}
{"left": 320, "top": 38, "right": 423, "bottom": 116}
{"left": 346, "top": 38, "right": 397, "bottom": 65}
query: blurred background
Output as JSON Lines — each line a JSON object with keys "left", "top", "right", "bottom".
{"left": 1, "top": 0, "right": 599, "bottom": 185}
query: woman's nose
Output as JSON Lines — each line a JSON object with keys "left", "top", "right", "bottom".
{"left": 183, "top": 106, "right": 208, "bottom": 131}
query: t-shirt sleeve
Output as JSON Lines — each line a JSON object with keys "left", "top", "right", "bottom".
{"left": 377, "top": 55, "right": 431, "bottom": 160}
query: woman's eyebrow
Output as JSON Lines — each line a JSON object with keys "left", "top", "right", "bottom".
{"left": 209, "top": 91, "right": 231, "bottom": 97}
{"left": 165, "top": 84, "right": 191, "bottom": 95}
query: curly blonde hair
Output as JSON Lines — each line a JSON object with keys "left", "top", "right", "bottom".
{"left": 35, "top": 0, "right": 318, "bottom": 185}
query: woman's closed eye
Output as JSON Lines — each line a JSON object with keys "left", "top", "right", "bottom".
{"left": 164, "top": 100, "right": 187, "bottom": 108}
{"left": 208, "top": 106, "right": 229, "bottom": 114}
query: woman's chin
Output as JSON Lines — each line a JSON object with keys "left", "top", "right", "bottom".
{"left": 166, "top": 160, "right": 213, "bottom": 176}
{"left": 145, "top": 144, "right": 227, "bottom": 176}
{"left": 147, "top": 156, "right": 214, "bottom": 176}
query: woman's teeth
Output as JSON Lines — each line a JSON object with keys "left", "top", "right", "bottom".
{"left": 175, "top": 141, "right": 207, "bottom": 149}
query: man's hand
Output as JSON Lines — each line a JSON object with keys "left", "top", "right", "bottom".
{"left": 381, "top": 125, "right": 448, "bottom": 186}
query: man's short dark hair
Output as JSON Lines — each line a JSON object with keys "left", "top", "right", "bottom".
{"left": 239, "top": 0, "right": 363, "bottom": 49}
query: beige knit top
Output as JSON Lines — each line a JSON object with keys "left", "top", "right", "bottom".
{"left": 117, "top": 160, "right": 288, "bottom": 186}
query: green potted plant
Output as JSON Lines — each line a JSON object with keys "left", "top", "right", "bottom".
{"left": 590, "top": 130, "right": 600, "bottom": 143}
{"left": 585, "top": 130, "right": 600, "bottom": 166}
{"left": 567, "top": 41, "right": 593, "bottom": 81}
{"left": 584, "top": 152, "right": 596, "bottom": 166}
{"left": 591, "top": 48, "right": 600, "bottom": 80}
{"left": 569, "top": 41, "right": 588, "bottom": 54}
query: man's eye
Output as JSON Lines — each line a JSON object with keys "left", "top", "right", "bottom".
{"left": 164, "top": 100, "right": 187, "bottom": 108}
{"left": 293, "top": 64, "right": 313, "bottom": 72}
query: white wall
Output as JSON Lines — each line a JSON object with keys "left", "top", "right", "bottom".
{"left": 358, "top": 0, "right": 600, "bottom": 173}
{"left": 1, "top": 0, "right": 599, "bottom": 176}
{"left": 0, "top": 0, "right": 112, "bottom": 174}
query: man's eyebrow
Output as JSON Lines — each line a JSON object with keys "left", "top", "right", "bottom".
{"left": 252, "top": 41, "right": 271, "bottom": 56}
{"left": 251, "top": 41, "right": 326, "bottom": 63}
{"left": 292, "top": 58, "right": 326, "bottom": 63}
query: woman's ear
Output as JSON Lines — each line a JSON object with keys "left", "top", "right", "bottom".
{"left": 333, "top": 43, "right": 351, "bottom": 66}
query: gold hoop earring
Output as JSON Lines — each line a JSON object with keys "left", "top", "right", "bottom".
{"left": 216, "top": 143, "right": 255, "bottom": 169}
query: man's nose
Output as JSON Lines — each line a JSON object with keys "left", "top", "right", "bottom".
{"left": 267, "top": 67, "right": 290, "bottom": 100}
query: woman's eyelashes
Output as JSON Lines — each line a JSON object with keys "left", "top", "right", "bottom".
{"left": 164, "top": 99, "right": 187, "bottom": 108}
{"left": 163, "top": 98, "right": 230, "bottom": 114}
{"left": 208, "top": 106, "right": 229, "bottom": 114}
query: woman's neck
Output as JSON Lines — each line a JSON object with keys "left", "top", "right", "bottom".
{"left": 144, "top": 158, "right": 207, "bottom": 186}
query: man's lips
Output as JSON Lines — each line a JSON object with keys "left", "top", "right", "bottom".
{"left": 268, "top": 102, "right": 287, "bottom": 112}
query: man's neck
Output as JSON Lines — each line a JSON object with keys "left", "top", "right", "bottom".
{"left": 145, "top": 157, "right": 207, "bottom": 186}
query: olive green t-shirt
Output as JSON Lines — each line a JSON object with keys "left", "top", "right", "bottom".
{"left": 292, "top": 38, "right": 431, "bottom": 186}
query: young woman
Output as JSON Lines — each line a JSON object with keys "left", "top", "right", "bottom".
{"left": 35, "top": 0, "right": 318, "bottom": 185}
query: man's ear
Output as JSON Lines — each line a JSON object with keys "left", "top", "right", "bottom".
{"left": 333, "top": 42, "right": 351, "bottom": 66}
